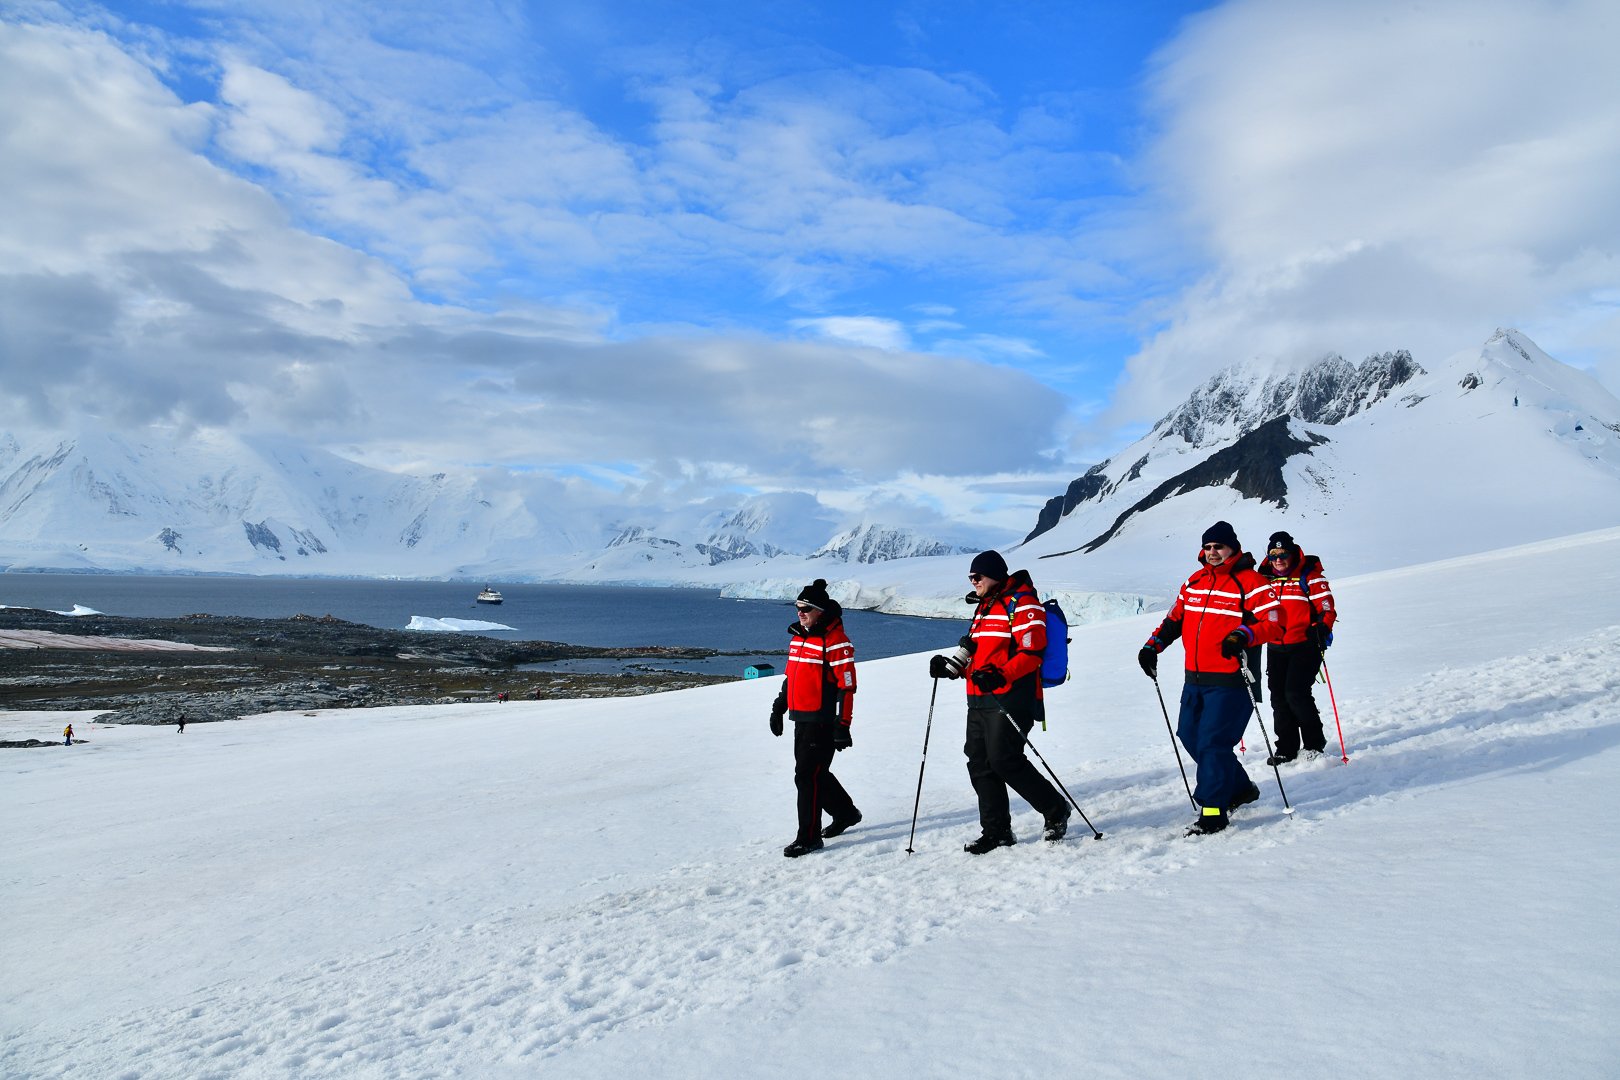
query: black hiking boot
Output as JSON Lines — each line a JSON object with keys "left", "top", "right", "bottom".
{"left": 964, "top": 832, "right": 1016, "bottom": 855}
{"left": 822, "top": 810, "right": 863, "bottom": 838}
{"left": 1185, "top": 808, "right": 1229, "bottom": 836}
{"left": 1265, "top": 751, "right": 1297, "bottom": 767}
{"left": 1227, "top": 782, "right": 1261, "bottom": 812}
{"left": 1042, "top": 806, "right": 1071, "bottom": 843}
{"left": 783, "top": 837, "right": 824, "bottom": 858}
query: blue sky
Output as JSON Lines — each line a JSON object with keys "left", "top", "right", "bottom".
{"left": 3, "top": 0, "right": 1617, "bottom": 543}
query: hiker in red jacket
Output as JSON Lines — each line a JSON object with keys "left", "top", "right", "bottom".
{"left": 768, "top": 579, "right": 861, "bottom": 858}
{"left": 1138, "top": 521, "right": 1282, "bottom": 835}
{"left": 1258, "top": 530, "right": 1337, "bottom": 764}
{"left": 930, "top": 550, "right": 1070, "bottom": 853}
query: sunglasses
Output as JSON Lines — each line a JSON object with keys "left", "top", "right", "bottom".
{"left": 795, "top": 603, "right": 818, "bottom": 613}
{"left": 1268, "top": 549, "right": 1290, "bottom": 559}
{"left": 1201, "top": 543, "right": 1229, "bottom": 552}
{"left": 968, "top": 573, "right": 987, "bottom": 583}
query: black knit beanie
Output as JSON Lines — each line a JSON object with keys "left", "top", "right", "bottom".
{"left": 1266, "top": 531, "right": 1297, "bottom": 557}
{"left": 969, "top": 550, "right": 1009, "bottom": 580}
{"left": 796, "top": 579, "right": 832, "bottom": 610}
{"left": 1201, "top": 521, "right": 1240, "bottom": 549}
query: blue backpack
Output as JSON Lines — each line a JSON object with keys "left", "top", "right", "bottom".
{"left": 1005, "top": 594, "right": 1070, "bottom": 688}
{"left": 1039, "top": 598, "right": 1070, "bottom": 688}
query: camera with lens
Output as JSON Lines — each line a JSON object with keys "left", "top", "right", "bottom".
{"left": 938, "top": 637, "right": 974, "bottom": 678}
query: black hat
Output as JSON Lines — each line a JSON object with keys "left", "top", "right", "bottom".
{"left": 1266, "top": 531, "right": 1297, "bottom": 558}
{"left": 796, "top": 578, "right": 832, "bottom": 611}
{"left": 1201, "top": 521, "right": 1240, "bottom": 549}
{"left": 969, "top": 550, "right": 1009, "bottom": 581}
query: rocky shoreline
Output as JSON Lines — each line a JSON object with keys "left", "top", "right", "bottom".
{"left": 0, "top": 607, "right": 745, "bottom": 728}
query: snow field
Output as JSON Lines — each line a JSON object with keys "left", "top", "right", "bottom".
{"left": 3, "top": 528, "right": 1619, "bottom": 1078}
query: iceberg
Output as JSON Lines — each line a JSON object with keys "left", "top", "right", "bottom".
{"left": 405, "top": 616, "right": 517, "bottom": 633}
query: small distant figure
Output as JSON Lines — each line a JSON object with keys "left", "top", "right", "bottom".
{"left": 1514, "top": 395, "right": 1519, "bottom": 406}
{"left": 177, "top": 716, "right": 187, "bottom": 734}
{"left": 496, "top": 691, "right": 509, "bottom": 703}
{"left": 63, "top": 723, "right": 74, "bottom": 746}
{"left": 532, "top": 687, "right": 542, "bottom": 700}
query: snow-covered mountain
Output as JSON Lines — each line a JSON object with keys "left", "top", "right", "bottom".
{"left": 775, "top": 327, "right": 1620, "bottom": 622}
{"left": 0, "top": 427, "right": 579, "bottom": 577}
{"left": 811, "top": 524, "right": 972, "bottom": 564}
{"left": 4, "top": 329, "right": 1616, "bottom": 615}
{"left": 1019, "top": 328, "right": 1620, "bottom": 573}
{"left": 557, "top": 494, "right": 969, "bottom": 583}
{"left": 0, "top": 435, "right": 968, "bottom": 580}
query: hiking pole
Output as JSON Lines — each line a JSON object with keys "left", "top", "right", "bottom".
{"left": 1152, "top": 675, "right": 1197, "bottom": 809}
{"left": 904, "top": 678, "right": 941, "bottom": 854}
{"left": 991, "top": 699, "right": 1103, "bottom": 839}
{"left": 1321, "top": 656, "right": 1349, "bottom": 764}
{"left": 1238, "top": 666, "right": 1294, "bottom": 815}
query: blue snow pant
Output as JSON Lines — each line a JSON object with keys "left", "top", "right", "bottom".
{"left": 1177, "top": 682, "right": 1255, "bottom": 811}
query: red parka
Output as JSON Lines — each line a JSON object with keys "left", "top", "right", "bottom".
{"left": 1145, "top": 551, "right": 1281, "bottom": 681}
{"left": 965, "top": 569, "right": 1046, "bottom": 699}
{"left": 1259, "top": 553, "right": 1336, "bottom": 644}
{"left": 784, "top": 617, "right": 856, "bottom": 724}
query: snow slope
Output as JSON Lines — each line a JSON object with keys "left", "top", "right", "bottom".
{"left": 3, "top": 526, "right": 1618, "bottom": 1078}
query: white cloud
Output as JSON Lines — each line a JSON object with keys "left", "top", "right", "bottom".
{"left": 790, "top": 316, "right": 910, "bottom": 351}
{"left": 0, "top": 19, "right": 1072, "bottom": 494}
{"left": 1112, "top": 0, "right": 1620, "bottom": 418}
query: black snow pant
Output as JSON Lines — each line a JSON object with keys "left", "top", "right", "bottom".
{"left": 793, "top": 722, "right": 856, "bottom": 845}
{"left": 1267, "top": 642, "right": 1326, "bottom": 757}
{"left": 964, "top": 696, "right": 1063, "bottom": 838}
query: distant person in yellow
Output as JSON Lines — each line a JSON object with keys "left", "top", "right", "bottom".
{"left": 63, "top": 723, "right": 74, "bottom": 746}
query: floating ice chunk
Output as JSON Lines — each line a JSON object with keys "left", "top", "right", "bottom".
{"left": 405, "top": 616, "right": 516, "bottom": 633}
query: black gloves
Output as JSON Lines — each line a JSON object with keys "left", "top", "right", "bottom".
{"left": 969, "top": 666, "right": 1006, "bottom": 693}
{"left": 929, "top": 654, "right": 958, "bottom": 679}
{"left": 1220, "top": 628, "right": 1251, "bottom": 659}
{"left": 1137, "top": 645, "right": 1158, "bottom": 678}
{"left": 1307, "top": 622, "right": 1332, "bottom": 649}
{"left": 769, "top": 692, "right": 786, "bottom": 737}
{"left": 833, "top": 724, "right": 852, "bottom": 751}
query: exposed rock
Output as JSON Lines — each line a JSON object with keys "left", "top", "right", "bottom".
{"left": 1047, "top": 416, "right": 1330, "bottom": 556}
{"left": 0, "top": 607, "right": 733, "bottom": 726}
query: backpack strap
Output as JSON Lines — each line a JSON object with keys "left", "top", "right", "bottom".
{"left": 1002, "top": 589, "right": 1041, "bottom": 661}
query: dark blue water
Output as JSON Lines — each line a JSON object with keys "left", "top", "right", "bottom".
{"left": 0, "top": 574, "right": 961, "bottom": 677}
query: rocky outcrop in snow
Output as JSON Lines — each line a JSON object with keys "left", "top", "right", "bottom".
{"left": 1154, "top": 350, "right": 1423, "bottom": 448}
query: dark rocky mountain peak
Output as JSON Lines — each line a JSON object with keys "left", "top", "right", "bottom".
{"left": 1153, "top": 350, "right": 1424, "bottom": 447}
